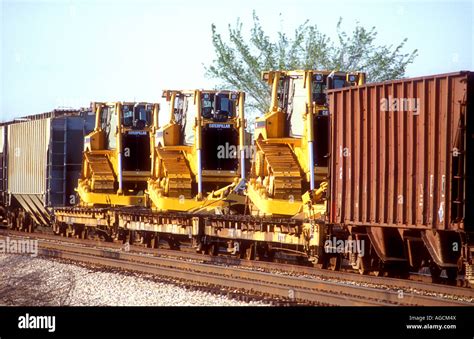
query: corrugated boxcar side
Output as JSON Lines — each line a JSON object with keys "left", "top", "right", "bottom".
{"left": 8, "top": 118, "right": 51, "bottom": 195}
{"left": 0, "top": 126, "right": 5, "bottom": 206}
{"left": 0, "top": 126, "right": 4, "bottom": 152}
{"left": 328, "top": 71, "right": 473, "bottom": 232}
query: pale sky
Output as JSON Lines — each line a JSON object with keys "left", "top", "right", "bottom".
{"left": 1, "top": 0, "right": 473, "bottom": 122}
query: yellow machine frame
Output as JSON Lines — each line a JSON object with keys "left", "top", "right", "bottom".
{"left": 147, "top": 90, "right": 247, "bottom": 212}
{"left": 78, "top": 101, "right": 159, "bottom": 207}
{"left": 247, "top": 70, "right": 365, "bottom": 217}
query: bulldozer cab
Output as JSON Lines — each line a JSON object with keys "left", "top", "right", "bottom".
{"left": 199, "top": 91, "right": 240, "bottom": 173}
{"left": 160, "top": 90, "right": 241, "bottom": 148}
{"left": 311, "top": 72, "right": 347, "bottom": 105}
{"left": 93, "top": 102, "right": 155, "bottom": 172}
{"left": 160, "top": 91, "right": 195, "bottom": 146}
{"left": 89, "top": 102, "right": 156, "bottom": 148}
{"left": 121, "top": 103, "right": 153, "bottom": 129}
{"left": 201, "top": 92, "right": 235, "bottom": 121}
{"left": 266, "top": 71, "right": 365, "bottom": 138}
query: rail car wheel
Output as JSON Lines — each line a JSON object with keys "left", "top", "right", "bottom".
{"left": 208, "top": 243, "right": 219, "bottom": 256}
{"left": 147, "top": 236, "right": 156, "bottom": 248}
{"left": 72, "top": 224, "right": 85, "bottom": 239}
{"left": 80, "top": 227, "right": 88, "bottom": 240}
{"left": 256, "top": 244, "right": 266, "bottom": 261}
{"left": 265, "top": 247, "right": 275, "bottom": 262}
{"left": 371, "top": 266, "right": 385, "bottom": 276}
{"left": 196, "top": 243, "right": 205, "bottom": 254}
{"left": 429, "top": 263, "right": 442, "bottom": 283}
{"left": 91, "top": 228, "right": 112, "bottom": 242}
{"left": 14, "top": 212, "right": 21, "bottom": 231}
{"left": 321, "top": 254, "right": 342, "bottom": 271}
{"left": 142, "top": 233, "right": 153, "bottom": 248}
{"left": 52, "top": 221, "right": 59, "bottom": 235}
{"left": 167, "top": 238, "right": 180, "bottom": 251}
{"left": 77, "top": 225, "right": 87, "bottom": 240}
{"left": 356, "top": 257, "right": 368, "bottom": 275}
{"left": 26, "top": 221, "right": 34, "bottom": 233}
{"left": 98, "top": 233, "right": 106, "bottom": 241}
{"left": 238, "top": 244, "right": 247, "bottom": 259}
{"left": 58, "top": 224, "right": 68, "bottom": 237}
{"left": 327, "top": 256, "right": 341, "bottom": 271}
{"left": 123, "top": 231, "right": 131, "bottom": 244}
{"left": 149, "top": 234, "right": 159, "bottom": 249}
{"left": 445, "top": 268, "right": 458, "bottom": 283}
{"left": 244, "top": 244, "right": 255, "bottom": 260}
{"left": 372, "top": 270, "right": 383, "bottom": 277}
{"left": 385, "top": 267, "right": 409, "bottom": 279}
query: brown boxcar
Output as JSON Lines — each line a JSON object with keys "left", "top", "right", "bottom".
{"left": 326, "top": 71, "right": 474, "bottom": 272}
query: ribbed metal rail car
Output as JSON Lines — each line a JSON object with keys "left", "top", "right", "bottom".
{"left": 0, "top": 125, "right": 6, "bottom": 224}
{"left": 0, "top": 109, "right": 95, "bottom": 229}
{"left": 326, "top": 71, "right": 474, "bottom": 280}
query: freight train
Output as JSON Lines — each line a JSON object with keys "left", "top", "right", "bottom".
{"left": 1, "top": 71, "right": 473, "bottom": 285}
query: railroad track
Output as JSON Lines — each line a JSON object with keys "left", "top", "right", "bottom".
{"left": 1, "top": 230, "right": 473, "bottom": 306}
{"left": 2, "top": 229, "right": 473, "bottom": 301}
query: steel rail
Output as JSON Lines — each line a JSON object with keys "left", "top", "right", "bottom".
{"left": 1, "top": 232, "right": 471, "bottom": 306}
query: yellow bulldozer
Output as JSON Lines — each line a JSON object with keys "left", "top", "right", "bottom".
{"left": 147, "top": 90, "right": 247, "bottom": 213}
{"left": 247, "top": 70, "right": 365, "bottom": 218}
{"left": 77, "top": 101, "right": 159, "bottom": 207}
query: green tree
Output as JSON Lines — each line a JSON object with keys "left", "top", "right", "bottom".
{"left": 206, "top": 12, "right": 418, "bottom": 116}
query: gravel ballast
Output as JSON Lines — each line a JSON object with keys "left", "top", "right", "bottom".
{"left": 0, "top": 254, "right": 266, "bottom": 306}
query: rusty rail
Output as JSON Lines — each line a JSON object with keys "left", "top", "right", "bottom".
{"left": 1, "top": 232, "right": 472, "bottom": 306}
{"left": 2, "top": 229, "right": 473, "bottom": 301}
